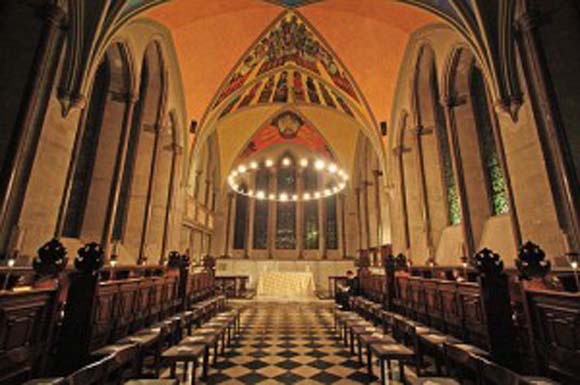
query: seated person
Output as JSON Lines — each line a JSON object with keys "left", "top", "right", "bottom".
{"left": 335, "top": 270, "right": 359, "bottom": 310}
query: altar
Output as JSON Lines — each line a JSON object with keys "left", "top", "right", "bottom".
{"left": 256, "top": 271, "right": 316, "bottom": 299}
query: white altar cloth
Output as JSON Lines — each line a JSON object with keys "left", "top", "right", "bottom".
{"left": 256, "top": 271, "right": 316, "bottom": 298}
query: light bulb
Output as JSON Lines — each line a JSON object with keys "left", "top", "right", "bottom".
{"left": 256, "top": 191, "right": 265, "bottom": 200}
{"left": 7, "top": 258, "right": 15, "bottom": 267}
{"left": 280, "top": 193, "right": 288, "bottom": 201}
{"left": 238, "top": 165, "right": 247, "bottom": 173}
{"left": 110, "top": 260, "right": 117, "bottom": 268}
{"left": 282, "top": 158, "right": 292, "bottom": 166}
{"left": 303, "top": 193, "right": 311, "bottom": 200}
{"left": 247, "top": 190, "right": 254, "bottom": 197}
{"left": 292, "top": 194, "right": 298, "bottom": 201}
{"left": 328, "top": 164, "right": 338, "bottom": 173}
{"left": 232, "top": 171, "right": 238, "bottom": 177}
{"left": 572, "top": 261, "right": 578, "bottom": 270}
{"left": 250, "top": 161, "right": 258, "bottom": 169}
{"left": 269, "top": 193, "right": 276, "bottom": 200}
{"left": 300, "top": 159, "right": 308, "bottom": 167}
{"left": 265, "top": 159, "right": 274, "bottom": 167}
{"left": 315, "top": 160, "right": 325, "bottom": 170}
{"left": 314, "top": 192, "right": 321, "bottom": 198}
{"left": 324, "top": 189, "right": 331, "bottom": 196}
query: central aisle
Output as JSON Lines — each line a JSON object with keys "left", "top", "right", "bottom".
{"left": 199, "top": 302, "right": 392, "bottom": 384}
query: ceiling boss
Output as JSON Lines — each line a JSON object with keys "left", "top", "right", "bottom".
{"left": 228, "top": 156, "right": 348, "bottom": 202}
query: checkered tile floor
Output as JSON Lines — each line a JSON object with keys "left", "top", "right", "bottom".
{"left": 163, "top": 302, "right": 409, "bottom": 384}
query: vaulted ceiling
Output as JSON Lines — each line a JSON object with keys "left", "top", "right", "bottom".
{"left": 142, "top": 0, "right": 438, "bottom": 178}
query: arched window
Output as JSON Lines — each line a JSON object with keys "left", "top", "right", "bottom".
{"left": 276, "top": 155, "right": 296, "bottom": 249}
{"left": 470, "top": 67, "right": 509, "bottom": 215}
{"left": 432, "top": 63, "right": 461, "bottom": 225}
{"left": 112, "top": 52, "right": 149, "bottom": 241}
{"left": 303, "top": 165, "right": 319, "bottom": 249}
{"left": 233, "top": 183, "right": 249, "bottom": 250}
{"left": 325, "top": 184, "right": 338, "bottom": 250}
{"left": 253, "top": 169, "right": 269, "bottom": 249}
{"left": 63, "top": 60, "right": 109, "bottom": 237}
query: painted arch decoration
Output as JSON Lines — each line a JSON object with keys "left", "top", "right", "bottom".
{"left": 238, "top": 110, "right": 335, "bottom": 160}
{"left": 212, "top": 11, "right": 361, "bottom": 112}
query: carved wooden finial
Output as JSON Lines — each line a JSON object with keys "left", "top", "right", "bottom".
{"left": 474, "top": 248, "right": 504, "bottom": 277}
{"left": 75, "top": 242, "right": 105, "bottom": 274}
{"left": 33, "top": 238, "right": 68, "bottom": 277}
{"left": 516, "top": 241, "right": 551, "bottom": 280}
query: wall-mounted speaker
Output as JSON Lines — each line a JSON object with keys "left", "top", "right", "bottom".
{"left": 380, "top": 121, "right": 387, "bottom": 137}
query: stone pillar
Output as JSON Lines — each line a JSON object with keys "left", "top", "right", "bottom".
{"left": 339, "top": 193, "right": 347, "bottom": 258}
{"left": 139, "top": 121, "right": 162, "bottom": 262}
{"left": 373, "top": 169, "right": 383, "bottom": 247}
{"left": 393, "top": 146, "right": 411, "bottom": 251}
{"left": 267, "top": 168, "right": 277, "bottom": 259}
{"left": 362, "top": 181, "right": 372, "bottom": 250}
{"left": 244, "top": 177, "right": 256, "bottom": 259}
{"left": 296, "top": 169, "right": 305, "bottom": 259}
{"left": 441, "top": 96, "right": 475, "bottom": 256}
{"left": 162, "top": 143, "right": 182, "bottom": 259}
{"left": 412, "top": 125, "right": 433, "bottom": 257}
{"left": 0, "top": 4, "right": 66, "bottom": 253}
{"left": 319, "top": 176, "right": 327, "bottom": 260}
{"left": 355, "top": 187, "right": 363, "bottom": 252}
{"left": 223, "top": 192, "right": 234, "bottom": 257}
{"left": 515, "top": 8, "right": 580, "bottom": 251}
{"left": 101, "top": 94, "right": 138, "bottom": 259}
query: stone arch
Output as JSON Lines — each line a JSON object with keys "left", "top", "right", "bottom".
{"left": 63, "top": 41, "right": 134, "bottom": 244}
{"left": 445, "top": 46, "right": 511, "bottom": 251}
{"left": 117, "top": 40, "right": 167, "bottom": 261}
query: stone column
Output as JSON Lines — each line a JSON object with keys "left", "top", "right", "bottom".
{"left": 139, "top": 121, "right": 162, "bottom": 262}
{"left": 441, "top": 96, "right": 475, "bottom": 256}
{"left": 223, "top": 192, "right": 234, "bottom": 257}
{"left": 393, "top": 145, "right": 411, "bottom": 251}
{"left": 318, "top": 176, "right": 327, "bottom": 259}
{"left": 161, "top": 143, "right": 182, "bottom": 259}
{"left": 244, "top": 177, "right": 256, "bottom": 259}
{"left": 515, "top": 8, "right": 580, "bottom": 251}
{"left": 101, "top": 94, "right": 138, "bottom": 259}
{"left": 296, "top": 169, "right": 305, "bottom": 259}
{"left": 362, "top": 181, "right": 372, "bottom": 250}
{"left": 0, "top": 5, "right": 66, "bottom": 252}
{"left": 267, "top": 168, "right": 277, "bottom": 258}
{"left": 373, "top": 169, "right": 383, "bottom": 247}
{"left": 412, "top": 125, "right": 433, "bottom": 257}
{"left": 355, "top": 187, "right": 363, "bottom": 253}
{"left": 339, "top": 193, "right": 347, "bottom": 258}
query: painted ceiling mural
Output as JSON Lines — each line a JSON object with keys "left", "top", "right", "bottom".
{"left": 211, "top": 11, "right": 361, "bottom": 115}
{"left": 239, "top": 111, "right": 334, "bottom": 160}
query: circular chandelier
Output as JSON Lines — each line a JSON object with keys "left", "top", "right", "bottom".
{"left": 227, "top": 157, "right": 349, "bottom": 202}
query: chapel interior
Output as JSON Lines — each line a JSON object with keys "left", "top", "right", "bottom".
{"left": 0, "top": 0, "right": 579, "bottom": 384}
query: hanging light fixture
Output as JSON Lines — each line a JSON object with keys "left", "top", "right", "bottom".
{"left": 228, "top": 157, "right": 348, "bottom": 202}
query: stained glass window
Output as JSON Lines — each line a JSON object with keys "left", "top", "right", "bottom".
{"left": 326, "top": 193, "right": 338, "bottom": 250}
{"left": 303, "top": 167, "right": 319, "bottom": 249}
{"left": 253, "top": 169, "right": 269, "bottom": 249}
{"left": 276, "top": 159, "right": 297, "bottom": 249}
{"left": 432, "top": 66, "right": 461, "bottom": 225}
{"left": 233, "top": 184, "right": 249, "bottom": 250}
{"left": 470, "top": 68, "right": 509, "bottom": 215}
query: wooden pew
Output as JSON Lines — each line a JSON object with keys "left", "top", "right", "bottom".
{"left": 0, "top": 239, "right": 68, "bottom": 384}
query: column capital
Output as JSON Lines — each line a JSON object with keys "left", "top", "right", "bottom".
{"left": 440, "top": 94, "right": 468, "bottom": 108}
{"left": 44, "top": 5, "right": 67, "bottom": 27}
